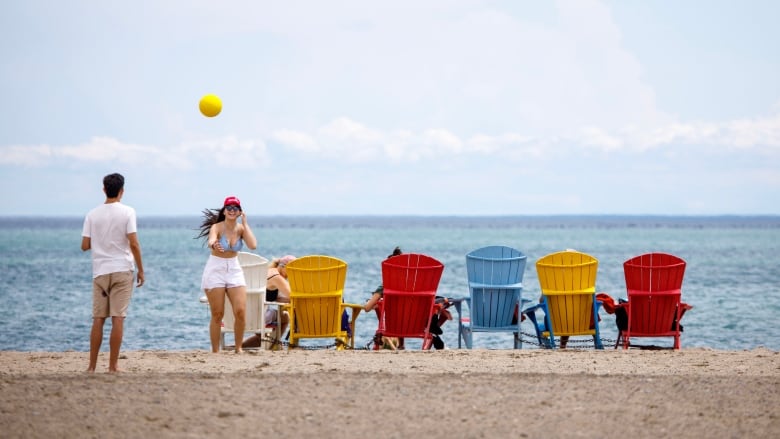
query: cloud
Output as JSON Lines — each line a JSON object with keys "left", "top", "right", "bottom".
{"left": 0, "top": 145, "right": 54, "bottom": 167}
{"left": 271, "top": 130, "right": 318, "bottom": 153}
{"left": 270, "top": 113, "right": 780, "bottom": 163}
{"left": 0, "top": 136, "right": 271, "bottom": 170}
{"left": 624, "top": 113, "right": 780, "bottom": 153}
{"left": 180, "top": 136, "right": 270, "bottom": 169}
{"left": 2, "top": 112, "right": 778, "bottom": 171}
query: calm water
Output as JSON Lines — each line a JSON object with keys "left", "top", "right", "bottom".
{"left": 1, "top": 215, "right": 778, "bottom": 352}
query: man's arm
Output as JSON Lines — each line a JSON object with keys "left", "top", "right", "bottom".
{"left": 127, "top": 232, "right": 144, "bottom": 287}
{"left": 81, "top": 236, "right": 91, "bottom": 251}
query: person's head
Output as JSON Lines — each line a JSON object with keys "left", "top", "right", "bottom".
{"left": 195, "top": 195, "right": 243, "bottom": 240}
{"left": 388, "top": 246, "right": 402, "bottom": 259}
{"left": 221, "top": 196, "right": 242, "bottom": 217}
{"left": 103, "top": 173, "right": 125, "bottom": 198}
{"left": 275, "top": 255, "right": 296, "bottom": 277}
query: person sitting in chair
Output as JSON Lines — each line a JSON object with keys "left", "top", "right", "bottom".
{"left": 366, "top": 247, "right": 451, "bottom": 350}
{"left": 242, "top": 255, "right": 295, "bottom": 349}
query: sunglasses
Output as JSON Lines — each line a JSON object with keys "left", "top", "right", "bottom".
{"left": 224, "top": 205, "right": 241, "bottom": 212}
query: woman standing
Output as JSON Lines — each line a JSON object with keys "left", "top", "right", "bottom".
{"left": 196, "top": 196, "right": 258, "bottom": 353}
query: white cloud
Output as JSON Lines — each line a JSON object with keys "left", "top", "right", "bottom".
{"left": 59, "top": 137, "right": 159, "bottom": 164}
{"left": 724, "top": 114, "right": 780, "bottom": 150}
{"left": 0, "top": 136, "right": 270, "bottom": 170}
{"left": 271, "top": 130, "right": 318, "bottom": 153}
{"left": 180, "top": 137, "right": 270, "bottom": 169}
{"left": 0, "top": 145, "right": 53, "bottom": 167}
{"left": 579, "top": 127, "right": 623, "bottom": 152}
{"left": 2, "top": 113, "right": 778, "bottom": 172}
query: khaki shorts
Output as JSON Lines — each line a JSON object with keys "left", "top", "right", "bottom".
{"left": 92, "top": 271, "right": 134, "bottom": 318}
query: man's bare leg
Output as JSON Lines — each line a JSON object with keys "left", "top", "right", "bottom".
{"left": 108, "top": 316, "right": 124, "bottom": 372}
{"left": 88, "top": 317, "right": 106, "bottom": 372}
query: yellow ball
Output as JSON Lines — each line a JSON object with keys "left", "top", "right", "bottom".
{"left": 199, "top": 94, "right": 222, "bottom": 117}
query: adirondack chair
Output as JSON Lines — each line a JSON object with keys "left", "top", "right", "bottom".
{"left": 285, "top": 255, "right": 362, "bottom": 350}
{"left": 617, "top": 253, "right": 691, "bottom": 349}
{"left": 522, "top": 250, "right": 604, "bottom": 349}
{"left": 376, "top": 253, "right": 444, "bottom": 350}
{"left": 458, "top": 246, "right": 527, "bottom": 349}
{"left": 219, "top": 252, "right": 280, "bottom": 349}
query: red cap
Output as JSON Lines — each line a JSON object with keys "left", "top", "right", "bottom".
{"left": 223, "top": 196, "right": 241, "bottom": 207}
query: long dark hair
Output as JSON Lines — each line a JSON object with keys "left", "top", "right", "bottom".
{"left": 195, "top": 207, "right": 226, "bottom": 241}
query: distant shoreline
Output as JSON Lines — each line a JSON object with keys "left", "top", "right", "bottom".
{"left": 2, "top": 214, "right": 780, "bottom": 228}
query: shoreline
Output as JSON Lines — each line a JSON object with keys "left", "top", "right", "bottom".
{"left": 2, "top": 349, "right": 778, "bottom": 438}
{"left": 2, "top": 347, "right": 779, "bottom": 376}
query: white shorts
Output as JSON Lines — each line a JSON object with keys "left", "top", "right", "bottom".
{"left": 201, "top": 255, "right": 246, "bottom": 290}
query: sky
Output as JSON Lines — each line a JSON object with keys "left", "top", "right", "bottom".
{"left": 1, "top": 0, "right": 778, "bottom": 217}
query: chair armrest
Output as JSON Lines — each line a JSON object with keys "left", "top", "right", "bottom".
{"left": 449, "top": 297, "right": 468, "bottom": 323}
{"left": 342, "top": 302, "right": 363, "bottom": 318}
{"left": 341, "top": 303, "right": 363, "bottom": 348}
{"left": 521, "top": 302, "right": 544, "bottom": 315}
{"left": 520, "top": 302, "right": 550, "bottom": 346}
{"left": 678, "top": 302, "right": 693, "bottom": 322}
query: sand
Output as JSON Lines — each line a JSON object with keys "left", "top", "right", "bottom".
{"left": 1, "top": 348, "right": 779, "bottom": 438}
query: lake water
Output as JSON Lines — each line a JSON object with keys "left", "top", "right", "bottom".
{"left": 1, "top": 215, "right": 778, "bottom": 351}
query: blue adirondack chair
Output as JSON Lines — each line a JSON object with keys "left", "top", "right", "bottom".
{"left": 457, "top": 246, "right": 527, "bottom": 349}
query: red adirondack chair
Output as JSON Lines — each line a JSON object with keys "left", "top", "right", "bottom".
{"left": 375, "top": 253, "right": 444, "bottom": 350}
{"left": 617, "top": 253, "right": 692, "bottom": 349}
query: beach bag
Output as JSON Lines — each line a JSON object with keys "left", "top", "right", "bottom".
{"left": 341, "top": 309, "right": 351, "bottom": 337}
{"left": 615, "top": 299, "right": 628, "bottom": 331}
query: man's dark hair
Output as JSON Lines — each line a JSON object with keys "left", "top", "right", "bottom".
{"left": 103, "top": 173, "right": 125, "bottom": 198}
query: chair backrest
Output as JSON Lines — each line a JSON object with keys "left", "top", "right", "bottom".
{"left": 536, "top": 250, "right": 598, "bottom": 336}
{"left": 466, "top": 246, "right": 526, "bottom": 328}
{"left": 224, "top": 252, "right": 269, "bottom": 332}
{"left": 380, "top": 253, "right": 444, "bottom": 338}
{"left": 286, "top": 255, "right": 348, "bottom": 337}
{"left": 623, "top": 253, "right": 686, "bottom": 335}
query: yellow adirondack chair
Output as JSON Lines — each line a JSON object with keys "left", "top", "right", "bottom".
{"left": 522, "top": 250, "right": 604, "bottom": 349}
{"left": 285, "top": 255, "right": 362, "bottom": 349}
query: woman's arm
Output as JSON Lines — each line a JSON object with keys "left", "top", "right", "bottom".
{"left": 268, "top": 274, "right": 291, "bottom": 302}
{"left": 240, "top": 212, "right": 258, "bottom": 250}
{"left": 208, "top": 223, "right": 221, "bottom": 252}
{"left": 364, "top": 292, "right": 381, "bottom": 311}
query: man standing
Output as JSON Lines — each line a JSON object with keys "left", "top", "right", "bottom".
{"left": 81, "top": 173, "right": 145, "bottom": 373}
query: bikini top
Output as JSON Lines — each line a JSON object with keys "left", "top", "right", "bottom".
{"left": 218, "top": 234, "right": 243, "bottom": 252}
{"left": 266, "top": 273, "right": 281, "bottom": 301}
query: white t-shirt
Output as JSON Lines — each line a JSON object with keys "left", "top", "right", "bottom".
{"left": 82, "top": 202, "right": 138, "bottom": 278}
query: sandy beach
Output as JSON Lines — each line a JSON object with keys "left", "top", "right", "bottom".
{"left": 1, "top": 348, "right": 778, "bottom": 438}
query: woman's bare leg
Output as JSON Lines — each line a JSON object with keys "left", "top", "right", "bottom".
{"left": 226, "top": 286, "right": 247, "bottom": 353}
{"left": 206, "top": 288, "right": 227, "bottom": 353}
